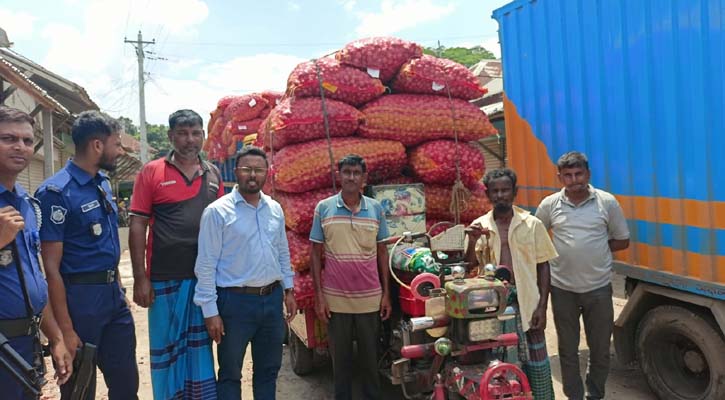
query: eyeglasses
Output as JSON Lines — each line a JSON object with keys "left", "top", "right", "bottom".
{"left": 236, "top": 166, "right": 267, "bottom": 175}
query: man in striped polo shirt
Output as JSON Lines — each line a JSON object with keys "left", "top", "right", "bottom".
{"left": 310, "top": 154, "right": 392, "bottom": 400}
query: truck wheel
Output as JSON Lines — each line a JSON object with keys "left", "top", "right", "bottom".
{"left": 289, "top": 326, "right": 314, "bottom": 376}
{"left": 636, "top": 305, "right": 725, "bottom": 400}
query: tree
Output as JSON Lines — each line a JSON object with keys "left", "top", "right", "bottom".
{"left": 118, "top": 116, "right": 139, "bottom": 138}
{"left": 146, "top": 123, "right": 172, "bottom": 159}
{"left": 116, "top": 116, "right": 172, "bottom": 160}
{"left": 423, "top": 45, "right": 496, "bottom": 67}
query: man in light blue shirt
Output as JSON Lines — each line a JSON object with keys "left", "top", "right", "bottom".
{"left": 194, "top": 146, "right": 296, "bottom": 400}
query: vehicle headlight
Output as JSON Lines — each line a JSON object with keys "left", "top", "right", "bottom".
{"left": 467, "top": 289, "right": 500, "bottom": 313}
{"left": 468, "top": 319, "right": 503, "bottom": 342}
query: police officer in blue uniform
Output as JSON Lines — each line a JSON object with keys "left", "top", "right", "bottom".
{"left": 36, "top": 110, "right": 138, "bottom": 399}
{"left": 0, "top": 106, "right": 71, "bottom": 399}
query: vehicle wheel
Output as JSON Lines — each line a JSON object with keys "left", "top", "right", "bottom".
{"left": 289, "top": 326, "right": 314, "bottom": 376}
{"left": 636, "top": 305, "right": 725, "bottom": 400}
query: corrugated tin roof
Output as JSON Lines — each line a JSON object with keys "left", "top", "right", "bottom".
{"left": 482, "top": 101, "right": 504, "bottom": 117}
{"left": 120, "top": 132, "right": 157, "bottom": 154}
{"left": 0, "top": 56, "right": 70, "bottom": 115}
{"left": 0, "top": 47, "right": 98, "bottom": 113}
{"left": 469, "top": 59, "right": 503, "bottom": 107}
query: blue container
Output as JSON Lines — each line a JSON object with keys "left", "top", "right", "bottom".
{"left": 493, "top": 0, "right": 724, "bottom": 298}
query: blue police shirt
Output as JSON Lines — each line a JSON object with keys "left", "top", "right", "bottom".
{"left": 0, "top": 183, "right": 48, "bottom": 319}
{"left": 36, "top": 160, "right": 120, "bottom": 274}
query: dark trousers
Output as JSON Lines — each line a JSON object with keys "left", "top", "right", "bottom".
{"left": 216, "top": 285, "right": 284, "bottom": 400}
{"left": 60, "top": 281, "right": 138, "bottom": 400}
{"left": 551, "top": 284, "right": 614, "bottom": 400}
{"left": 0, "top": 334, "right": 36, "bottom": 400}
{"left": 328, "top": 311, "right": 380, "bottom": 400}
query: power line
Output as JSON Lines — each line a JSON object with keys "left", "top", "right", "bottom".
{"left": 123, "top": 0, "right": 132, "bottom": 36}
{"left": 158, "top": 34, "right": 495, "bottom": 49}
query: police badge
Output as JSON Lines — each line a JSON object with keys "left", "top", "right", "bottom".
{"left": 0, "top": 249, "right": 13, "bottom": 267}
{"left": 50, "top": 205, "right": 68, "bottom": 224}
{"left": 91, "top": 223, "right": 103, "bottom": 237}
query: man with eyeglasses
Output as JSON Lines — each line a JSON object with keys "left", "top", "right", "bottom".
{"left": 309, "top": 154, "right": 392, "bottom": 400}
{"left": 36, "top": 110, "right": 138, "bottom": 399}
{"left": 0, "top": 106, "right": 72, "bottom": 399}
{"left": 129, "top": 109, "right": 222, "bottom": 399}
{"left": 194, "top": 146, "right": 296, "bottom": 400}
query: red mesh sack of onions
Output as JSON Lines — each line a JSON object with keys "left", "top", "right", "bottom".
{"left": 260, "top": 91, "right": 283, "bottom": 108}
{"left": 391, "top": 55, "right": 487, "bottom": 100}
{"left": 275, "top": 188, "right": 335, "bottom": 234}
{"left": 222, "top": 94, "right": 269, "bottom": 121}
{"left": 204, "top": 136, "right": 227, "bottom": 162}
{"left": 207, "top": 108, "right": 223, "bottom": 134}
{"left": 425, "top": 182, "right": 492, "bottom": 222}
{"left": 336, "top": 37, "right": 423, "bottom": 83}
{"left": 409, "top": 140, "right": 485, "bottom": 187}
{"left": 272, "top": 137, "right": 406, "bottom": 193}
{"left": 228, "top": 118, "right": 264, "bottom": 137}
{"left": 287, "top": 57, "right": 385, "bottom": 106}
{"left": 287, "top": 230, "right": 312, "bottom": 273}
{"left": 262, "top": 97, "right": 362, "bottom": 150}
{"left": 293, "top": 270, "right": 316, "bottom": 309}
{"left": 358, "top": 94, "right": 498, "bottom": 146}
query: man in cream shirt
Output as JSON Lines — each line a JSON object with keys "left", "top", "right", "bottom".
{"left": 465, "top": 168, "right": 558, "bottom": 400}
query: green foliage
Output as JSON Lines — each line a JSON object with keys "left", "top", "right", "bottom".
{"left": 118, "top": 116, "right": 139, "bottom": 138}
{"left": 146, "top": 123, "right": 172, "bottom": 159}
{"left": 423, "top": 45, "right": 496, "bottom": 67}
{"left": 117, "top": 116, "right": 172, "bottom": 160}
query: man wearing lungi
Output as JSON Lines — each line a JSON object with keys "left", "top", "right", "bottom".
{"left": 465, "top": 168, "right": 558, "bottom": 400}
{"left": 129, "top": 109, "right": 223, "bottom": 399}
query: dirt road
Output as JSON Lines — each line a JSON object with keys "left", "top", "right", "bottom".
{"left": 41, "top": 249, "right": 656, "bottom": 399}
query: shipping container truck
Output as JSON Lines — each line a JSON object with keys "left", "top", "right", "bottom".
{"left": 493, "top": 1, "right": 725, "bottom": 399}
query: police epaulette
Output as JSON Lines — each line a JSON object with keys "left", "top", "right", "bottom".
{"left": 45, "top": 184, "right": 62, "bottom": 193}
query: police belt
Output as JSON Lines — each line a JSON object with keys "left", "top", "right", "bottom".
{"left": 0, "top": 315, "right": 41, "bottom": 338}
{"left": 220, "top": 281, "right": 280, "bottom": 296}
{"left": 64, "top": 270, "right": 117, "bottom": 285}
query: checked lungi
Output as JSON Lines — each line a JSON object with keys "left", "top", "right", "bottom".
{"left": 149, "top": 279, "right": 217, "bottom": 400}
{"left": 503, "top": 287, "right": 555, "bottom": 400}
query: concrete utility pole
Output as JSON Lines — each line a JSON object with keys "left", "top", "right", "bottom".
{"left": 125, "top": 31, "right": 155, "bottom": 164}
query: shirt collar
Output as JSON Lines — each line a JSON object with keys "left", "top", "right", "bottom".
{"left": 164, "top": 150, "right": 209, "bottom": 172}
{"left": 0, "top": 182, "right": 27, "bottom": 198}
{"left": 67, "top": 159, "right": 106, "bottom": 185}
{"left": 482, "top": 205, "right": 530, "bottom": 228}
{"left": 559, "top": 184, "right": 596, "bottom": 205}
{"left": 335, "top": 192, "right": 367, "bottom": 211}
{"left": 232, "top": 185, "right": 268, "bottom": 208}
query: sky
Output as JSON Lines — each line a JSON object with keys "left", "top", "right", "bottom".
{"left": 0, "top": 0, "right": 511, "bottom": 126}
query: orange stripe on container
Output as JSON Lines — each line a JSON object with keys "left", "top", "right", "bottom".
{"left": 517, "top": 188, "right": 725, "bottom": 231}
{"left": 503, "top": 96, "right": 558, "bottom": 209}
{"left": 619, "top": 197, "right": 725, "bottom": 230}
{"left": 615, "top": 242, "right": 723, "bottom": 284}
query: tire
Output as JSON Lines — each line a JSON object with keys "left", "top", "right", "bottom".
{"left": 636, "top": 305, "right": 725, "bottom": 400}
{"left": 289, "top": 326, "right": 314, "bottom": 376}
